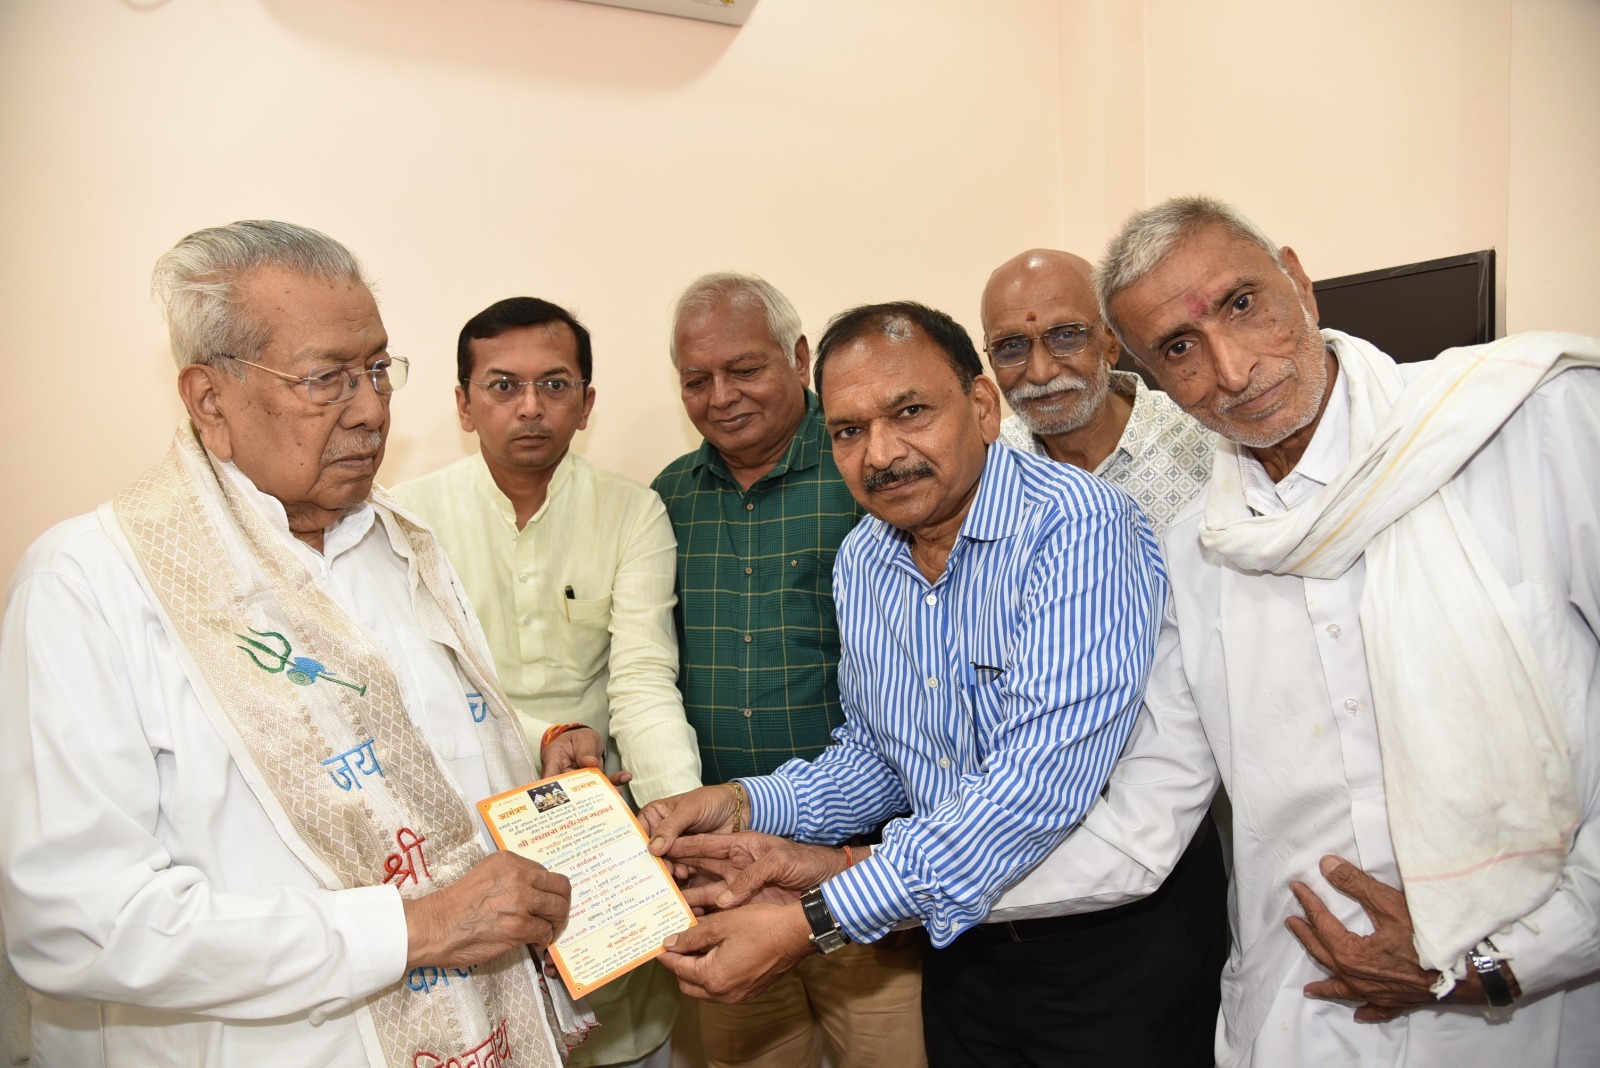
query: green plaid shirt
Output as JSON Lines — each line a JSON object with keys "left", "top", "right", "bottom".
{"left": 651, "top": 392, "right": 865, "bottom": 784}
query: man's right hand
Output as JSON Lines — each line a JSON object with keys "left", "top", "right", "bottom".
{"left": 640, "top": 784, "right": 743, "bottom": 857}
{"left": 402, "top": 851, "right": 570, "bottom": 969}
{"left": 669, "top": 831, "right": 851, "bottom": 910}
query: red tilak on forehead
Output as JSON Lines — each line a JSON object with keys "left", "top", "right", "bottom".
{"left": 1183, "top": 291, "right": 1211, "bottom": 320}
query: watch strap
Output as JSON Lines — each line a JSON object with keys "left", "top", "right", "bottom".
{"left": 1467, "top": 940, "right": 1515, "bottom": 1007}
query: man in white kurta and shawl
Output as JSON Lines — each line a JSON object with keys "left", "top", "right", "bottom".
{"left": 0, "top": 221, "right": 598, "bottom": 1067}
{"left": 1093, "top": 196, "right": 1600, "bottom": 1067}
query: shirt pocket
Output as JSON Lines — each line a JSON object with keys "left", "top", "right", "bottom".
{"left": 780, "top": 547, "right": 833, "bottom": 604}
{"left": 559, "top": 592, "right": 612, "bottom": 681}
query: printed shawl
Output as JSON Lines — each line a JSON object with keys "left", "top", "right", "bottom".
{"left": 1199, "top": 330, "right": 1598, "bottom": 971}
{"left": 105, "top": 424, "right": 567, "bottom": 1067}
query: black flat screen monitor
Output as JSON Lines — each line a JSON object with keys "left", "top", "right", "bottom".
{"left": 1313, "top": 250, "right": 1496, "bottom": 364}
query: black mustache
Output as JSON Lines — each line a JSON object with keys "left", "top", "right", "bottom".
{"left": 863, "top": 461, "right": 934, "bottom": 494}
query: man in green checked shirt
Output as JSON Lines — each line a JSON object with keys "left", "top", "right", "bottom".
{"left": 651, "top": 274, "right": 926, "bottom": 1068}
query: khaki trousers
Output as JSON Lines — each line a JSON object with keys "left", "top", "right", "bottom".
{"left": 696, "top": 934, "right": 926, "bottom": 1068}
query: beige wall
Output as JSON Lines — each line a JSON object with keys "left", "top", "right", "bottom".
{"left": 1507, "top": 0, "right": 1600, "bottom": 335}
{"left": 0, "top": 0, "right": 1066, "bottom": 580}
{"left": 1060, "top": 0, "right": 1517, "bottom": 310}
{"left": 2, "top": 0, "right": 1597, "bottom": 581}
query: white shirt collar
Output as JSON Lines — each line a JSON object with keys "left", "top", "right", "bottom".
{"left": 215, "top": 457, "right": 376, "bottom": 562}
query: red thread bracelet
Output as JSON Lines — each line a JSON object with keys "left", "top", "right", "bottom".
{"left": 540, "top": 722, "right": 587, "bottom": 750}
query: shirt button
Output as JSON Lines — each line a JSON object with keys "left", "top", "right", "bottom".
{"left": 1327, "top": 624, "right": 1341, "bottom": 639}
{"left": 742, "top": 708, "right": 753, "bottom": 718}
{"left": 519, "top": 615, "right": 531, "bottom": 626}
{"left": 924, "top": 593, "right": 937, "bottom": 606}
{"left": 1343, "top": 698, "right": 1359, "bottom": 713}
{"left": 926, "top": 677, "right": 939, "bottom": 689}
{"left": 938, "top": 757, "right": 951, "bottom": 769}
{"left": 744, "top": 566, "right": 754, "bottom": 575}
{"left": 746, "top": 502, "right": 755, "bottom": 511}
{"left": 790, "top": 559, "right": 798, "bottom": 567}
{"left": 518, "top": 573, "right": 529, "bottom": 583}
{"left": 744, "top": 634, "right": 753, "bottom": 644}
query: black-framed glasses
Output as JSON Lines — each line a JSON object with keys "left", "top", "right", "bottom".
{"left": 465, "top": 376, "right": 590, "bottom": 405}
{"left": 216, "top": 353, "right": 409, "bottom": 405}
{"left": 984, "top": 323, "right": 1092, "bottom": 368}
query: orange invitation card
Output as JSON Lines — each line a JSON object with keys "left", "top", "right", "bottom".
{"left": 478, "top": 768, "right": 696, "bottom": 998}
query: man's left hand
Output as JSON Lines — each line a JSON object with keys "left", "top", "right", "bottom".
{"left": 658, "top": 901, "right": 815, "bottom": 1003}
{"left": 539, "top": 726, "right": 633, "bottom": 788}
{"left": 1288, "top": 855, "right": 1515, "bottom": 1021}
{"left": 1287, "top": 854, "right": 1454, "bottom": 1022}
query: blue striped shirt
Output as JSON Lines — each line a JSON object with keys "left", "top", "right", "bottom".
{"left": 741, "top": 442, "right": 1167, "bottom": 946}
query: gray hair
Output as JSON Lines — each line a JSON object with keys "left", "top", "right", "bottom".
{"left": 151, "top": 220, "right": 368, "bottom": 372}
{"left": 1095, "top": 195, "right": 1281, "bottom": 340}
{"left": 670, "top": 272, "right": 803, "bottom": 368}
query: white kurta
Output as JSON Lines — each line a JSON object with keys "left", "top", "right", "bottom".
{"left": 1160, "top": 363, "right": 1600, "bottom": 1066}
{"left": 0, "top": 465, "right": 502, "bottom": 1067}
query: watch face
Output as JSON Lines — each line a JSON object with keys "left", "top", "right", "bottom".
{"left": 801, "top": 887, "right": 850, "bottom": 953}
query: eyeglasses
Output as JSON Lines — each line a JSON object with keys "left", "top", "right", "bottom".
{"left": 465, "top": 376, "right": 590, "bottom": 405}
{"left": 984, "top": 323, "right": 1093, "bottom": 368}
{"left": 216, "top": 353, "right": 409, "bottom": 404}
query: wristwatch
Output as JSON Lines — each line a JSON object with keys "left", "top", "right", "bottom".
{"left": 1467, "top": 939, "right": 1515, "bottom": 1008}
{"left": 800, "top": 887, "right": 851, "bottom": 954}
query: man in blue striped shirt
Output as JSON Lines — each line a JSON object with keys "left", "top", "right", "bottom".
{"left": 646, "top": 302, "right": 1174, "bottom": 1065}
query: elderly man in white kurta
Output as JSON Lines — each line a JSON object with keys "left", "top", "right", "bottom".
{"left": 0, "top": 221, "right": 590, "bottom": 1067}
{"left": 1095, "top": 196, "right": 1600, "bottom": 1067}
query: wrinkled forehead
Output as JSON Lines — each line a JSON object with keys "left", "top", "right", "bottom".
{"left": 823, "top": 329, "right": 961, "bottom": 406}
{"left": 240, "top": 266, "right": 381, "bottom": 333}
{"left": 1114, "top": 227, "right": 1279, "bottom": 332}
{"left": 987, "top": 263, "right": 1098, "bottom": 326}
{"left": 676, "top": 298, "right": 781, "bottom": 360}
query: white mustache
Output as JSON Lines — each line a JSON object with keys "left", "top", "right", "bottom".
{"left": 327, "top": 432, "right": 383, "bottom": 461}
{"left": 1216, "top": 374, "right": 1287, "bottom": 414}
{"left": 1007, "top": 374, "right": 1088, "bottom": 402}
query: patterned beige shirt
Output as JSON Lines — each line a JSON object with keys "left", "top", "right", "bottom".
{"left": 998, "top": 370, "right": 1216, "bottom": 534}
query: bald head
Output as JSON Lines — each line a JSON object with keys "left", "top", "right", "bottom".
{"left": 981, "top": 249, "right": 1096, "bottom": 336}
{"left": 980, "top": 247, "right": 1123, "bottom": 448}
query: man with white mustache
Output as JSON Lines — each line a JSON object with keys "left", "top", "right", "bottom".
{"left": 983, "top": 249, "right": 1215, "bottom": 533}
{"left": 0, "top": 222, "right": 583, "bottom": 1068}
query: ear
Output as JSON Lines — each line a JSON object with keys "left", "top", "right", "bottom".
{"left": 972, "top": 374, "right": 1003, "bottom": 445}
{"left": 455, "top": 384, "right": 475, "bottom": 434}
{"left": 577, "top": 384, "right": 596, "bottom": 432}
{"left": 792, "top": 335, "right": 811, "bottom": 384}
{"left": 1279, "top": 246, "right": 1320, "bottom": 324}
{"left": 179, "top": 363, "right": 234, "bottom": 461}
{"left": 1098, "top": 322, "right": 1122, "bottom": 370}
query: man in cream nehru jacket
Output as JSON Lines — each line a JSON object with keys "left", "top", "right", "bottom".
{"left": 394, "top": 296, "right": 701, "bottom": 1068}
